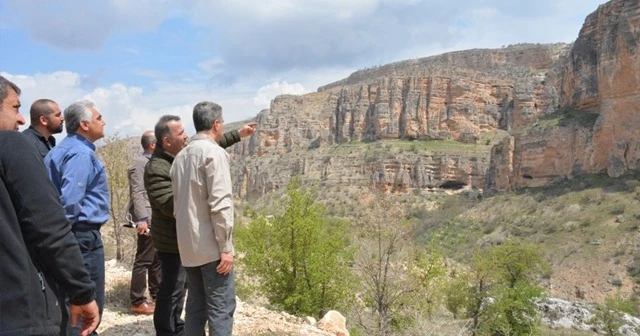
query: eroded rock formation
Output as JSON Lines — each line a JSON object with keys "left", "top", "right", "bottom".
{"left": 486, "top": 0, "right": 640, "bottom": 192}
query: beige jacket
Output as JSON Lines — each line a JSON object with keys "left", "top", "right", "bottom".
{"left": 170, "top": 134, "right": 234, "bottom": 267}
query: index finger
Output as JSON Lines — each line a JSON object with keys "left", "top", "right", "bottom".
{"left": 81, "top": 319, "right": 99, "bottom": 336}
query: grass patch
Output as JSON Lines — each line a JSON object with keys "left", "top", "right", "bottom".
{"left": 327, "top": 139, "right": 492, "bottom": 156}
{"left": 104, "top": 275, "right": 131, "bottom": 313}
{"left": 522, "top": 107, "right": 600, "bottom": 134}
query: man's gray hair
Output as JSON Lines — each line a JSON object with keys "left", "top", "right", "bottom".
{"left": 140, "top": 133, "right": 156, "bottom": 150}
{"left": 64, "top": 100, "right": 95, "bottom": 134}
{"left": 193, "top": 101, "right": 222, "bottom": 132}
{"left": 0, "top": 76, "right": 21, "bottom": 109}
{"left": 154, "top": 115, "right": 181, "bottom": 146}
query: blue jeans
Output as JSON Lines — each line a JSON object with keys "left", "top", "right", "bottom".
{"left": 59, "top": 228, "right": 104, "bottom": 336}
{"left": 154, "top": 252, "right": 187, "bottom": 336}
{"left": 184, "top": 261, "right": 236, "bottom": 336}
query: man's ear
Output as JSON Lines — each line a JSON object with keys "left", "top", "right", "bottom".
{"left": 79, "top": 120, "right": 90, "bottom": 132}
{"left": 162, "top": 137, "right": 171, "bottom": 148}
{"left": 39, "top": 115, "right": 48, "bottom": 126}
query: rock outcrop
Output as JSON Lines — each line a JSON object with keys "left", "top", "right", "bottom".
{"left": 486, "top": 0, "right": 640, "bottom": 192}
{"left": 228, "top": 0, "right": 639, "bottom": 197}
{"left": 230, "top": 141, "right": 492, "bottom": 200}
{"left": 316, "top": 311, "right": 350, "bottom": 336}
{"left": 537, "top": 298, "right": 640, "bottom": 336}
{"left": 229, "top": 44, "right": 569, "bottom": 198}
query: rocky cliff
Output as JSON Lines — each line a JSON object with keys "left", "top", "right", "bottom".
{"left": 229, "top": 44, "right": 570, "bottom": 198}
{"left": 229, "top": 0, "right": 639, "bottom": 198}
{"left": 486, "top": 0, "right": 640, "bottom": 192}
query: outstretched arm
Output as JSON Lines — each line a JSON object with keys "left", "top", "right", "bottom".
{"left": 218, "top": 122, "right": 257, "bottom": 149}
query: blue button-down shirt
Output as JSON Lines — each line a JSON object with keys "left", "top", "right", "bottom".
{"left": 44, "top": 133, "right": 110, "bottom": 225}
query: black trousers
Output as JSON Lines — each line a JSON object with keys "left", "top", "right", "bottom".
{"left": 154, "top": 252, "right": 186, "bottom": 336}
{"left": 130, "top": 233, "right": 161, "bottom": 305}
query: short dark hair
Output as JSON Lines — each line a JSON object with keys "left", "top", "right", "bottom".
{"left": 154, "top": 115, "right": 181, "bottom": 147}
{"left": 30, "top": 99, "right": 57, "bottom": 125}
{"left": 0, "top": 76, "right": 21, "bottom": 108}
{"left": 193, "top": 101, "right": 222, "bottom": 132}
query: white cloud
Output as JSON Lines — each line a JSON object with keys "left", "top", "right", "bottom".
{"left": 2, "top": 0, "right": 172, "bottom": 49}
{"left": 189, "top": 0, "right": 380, "bottom": 22}
{"left": 2, "top": 71, "right": 321, "bottom": 139}
{"left": 1, "top": 1, "right": 612, "bottom": 142}
{"left": 3, "top": 65, "right": 357, "bottom": 139}
{"left": 198, "top": 58, "right": 225, "bottom": 74}
{"left": 3, "top": 0, "right": 607, "bottom": 80}
{"left": 253, "top": 81, "right": 307, "bottom": 107}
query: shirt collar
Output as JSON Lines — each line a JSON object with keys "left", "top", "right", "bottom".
{"left": 190, "top": 133, "right": 219, "bottom": 145}
{"left": 68, "top": 133, "right": 96, "bottom": 151}
{"left": 27, "top": 126, "right": 46, "bottom": 139}
{"left": 153, "top": 145, "right": 175, "bottom": 162}
{"left": 27, "top": 126, "right": 57, "bottom": 148}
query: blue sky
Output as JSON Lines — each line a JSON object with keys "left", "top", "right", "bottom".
{"left": 0, "top": 0, "right": 606, "bottom": 137}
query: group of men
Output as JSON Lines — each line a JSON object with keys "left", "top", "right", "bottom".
{"left": 0, "top": 74, "right": 256, "bottom": 336}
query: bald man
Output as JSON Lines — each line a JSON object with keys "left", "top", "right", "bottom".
{"left": 22, "top": 99, "right": 64, "bottom": 159}
{"left": 126, "top": 131, "right": 162, "bottom": 315}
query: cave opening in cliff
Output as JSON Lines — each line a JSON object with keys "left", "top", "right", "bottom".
{"left": 440, "top": 180, "right": 467, "bottom": 190}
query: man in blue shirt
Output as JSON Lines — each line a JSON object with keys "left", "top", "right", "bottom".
{"left": 44, "top": 99, "right": 109, "bottom": 336}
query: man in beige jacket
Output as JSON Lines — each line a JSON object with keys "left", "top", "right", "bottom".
{"left": 171, "top": 101, "right": 241, "bottom": 336}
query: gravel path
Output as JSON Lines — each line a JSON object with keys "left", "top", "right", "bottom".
{"left": 98, "top": 260, "right": 333, "bottom": 336}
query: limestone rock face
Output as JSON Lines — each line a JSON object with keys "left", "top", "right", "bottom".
{"left": 331, "top": 77, "right": 508, "bottom": 142}
{"left": 228, "top": 0, "right": 638, "bottom": 196}
{"left": 230, "top": 141, "right": 491, "bottom": 200}
{"left": 486, "top": 0, "right": 640, "bottom": 191}
{"left": 228, "top": 44, "right": 569, "bottom": 197}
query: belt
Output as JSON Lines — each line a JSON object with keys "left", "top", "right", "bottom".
{"left": 72, "top": 222, "right": 103, "bottom": 232}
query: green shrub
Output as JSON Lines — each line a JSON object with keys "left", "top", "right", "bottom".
{"left": 236, "top": 178, "right": 354, "bottom": 317}
{"left": 461, "top": 240, "right": 550, "bottom": 336}
{"left": 591, "top": 295, "right": 640, "bottom": 336}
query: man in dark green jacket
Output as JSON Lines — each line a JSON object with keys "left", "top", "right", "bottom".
{"left": 144, "top": 115, "right": 255, "bottom": 336}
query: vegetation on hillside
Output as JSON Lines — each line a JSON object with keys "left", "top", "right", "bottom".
{"left": 97, "top": 135, "right": 640, "bottom": 335}
{"left": 522, "top": 107, "right": 600, "bottom": 134}
{"left": 99, "top": 133, "right": 137, "bottom": 265}
{"left": 236, "top": 178, "right": 354, "bottom": 317}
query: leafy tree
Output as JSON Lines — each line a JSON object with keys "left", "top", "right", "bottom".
{"left": 456, "top": 240, "right": 550, "bottom": 336}
{"left": 591, "top": 295, "right": 640, "bottom": 336}
{"left": 352, "top": 196, "right": 445, "bottom": 336}
{"left": 235, "top": 178, "right": 354, "bottom": 317}
{"left": 443, "top": 271, "right": 470, "bottom": 319}
{"left": 98, "top": 134, "right": 135, "bottom": 263}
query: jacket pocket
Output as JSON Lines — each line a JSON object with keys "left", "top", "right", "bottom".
{"left": 37, "top": 272, "right": 51, "bottom": 320}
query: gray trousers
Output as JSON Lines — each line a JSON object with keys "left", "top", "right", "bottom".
{"left": 184, "top": 260, "right": 236, "bottom": 336}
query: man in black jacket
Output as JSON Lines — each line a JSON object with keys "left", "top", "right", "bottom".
{"left": 0, "top": 76, "right": 100, "bottom": 336}
{"left": 145, "top": 115, "right": 255, "bottom": 336}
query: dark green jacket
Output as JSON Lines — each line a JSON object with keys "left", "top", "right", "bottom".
{"left": 144, "top": 130, "right": 241, "bottom": 253}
